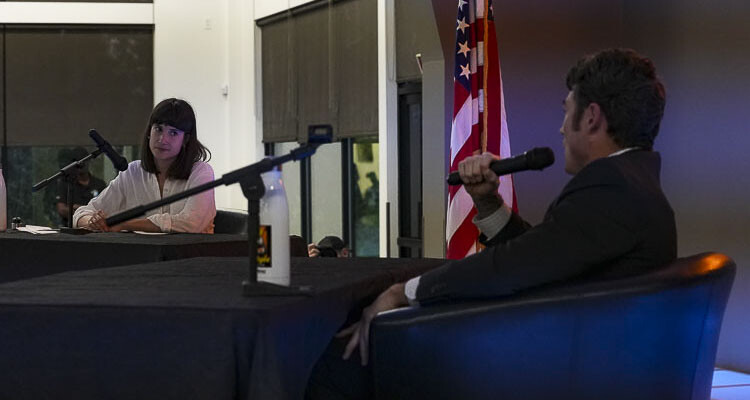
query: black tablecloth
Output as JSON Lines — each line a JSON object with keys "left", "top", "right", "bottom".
{"left": 0, "top": 256, "right": 444, "bottom": 400}
{"left": 0, "top": 231, "right": 248, "bottom": 283}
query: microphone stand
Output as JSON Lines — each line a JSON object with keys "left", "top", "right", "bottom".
{"left": 106, "top": 142, "right": 325, "bottom": 297}
{"left": 32, "top": 149, "right": 103, "bottom": 228}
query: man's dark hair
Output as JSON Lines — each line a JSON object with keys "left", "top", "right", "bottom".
{"left": 141, "top": 98, "right": 211, "bottom": 179}
{"left": 566, "top": 48, "right": 666, "bottom": 150}
{"left": 317, "top": 236, "right": 346, "bottom": 257}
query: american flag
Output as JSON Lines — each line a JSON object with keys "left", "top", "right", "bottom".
{"left": 446, "top": 0, "right": 515, "bottom": 259}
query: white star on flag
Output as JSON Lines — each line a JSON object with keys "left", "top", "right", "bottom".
{"left": 457, "top": 0, "right": 467, "bottom": 10}
{"left": 456, "top": 18, "right": 470, "bottom": 34}
{"left": 459, "top": 64, "right": 470, "bottom": 79}
{"left": 457, "top": 41, "right": 470, "bottom": 58}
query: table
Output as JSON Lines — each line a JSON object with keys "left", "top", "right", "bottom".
{"left": 0, "top": 231, "right": 248, "bottom": 283}
{"left": 0, "top": 256, "right": 444, "bottom": 400}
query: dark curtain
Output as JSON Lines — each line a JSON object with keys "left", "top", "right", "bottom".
{"left": 259, "top": 0, "right": 377, "bottom": 143}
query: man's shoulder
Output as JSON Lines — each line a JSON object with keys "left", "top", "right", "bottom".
{"left": 567, "top": 150, "right": 660, "bottom": 191}
{"left": 562, "top": 157, "right": 626, "bottom": 194}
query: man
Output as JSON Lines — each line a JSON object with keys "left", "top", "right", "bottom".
{"left": 307, "top": 48, "right": 676, "bottom": 398}
{"left": 308, "top": 236, "right": 350, "bottom": 258}
{"left": 55, "top": 147, "right": 107, "bottom": 226}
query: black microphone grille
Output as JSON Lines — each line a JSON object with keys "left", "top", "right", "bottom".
{"left": 88, "top": 129, "right": 104, "bottom": 144}
{"left": 526, "top": 147, "right": 555, "bottom": 170}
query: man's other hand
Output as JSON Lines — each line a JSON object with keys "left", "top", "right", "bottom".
{"left": 308, "top": 243, "right": 320, "bottom": 257}
{"left": 337, "top": 283, "right": 409, "bottom": 366}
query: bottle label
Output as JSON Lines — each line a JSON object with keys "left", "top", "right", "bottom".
{"left": 257, "top": 224, "right": 271, "bottom": 268}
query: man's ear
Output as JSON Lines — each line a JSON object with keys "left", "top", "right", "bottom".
{"left": 584, "top": 102, "right": 606, "bottom": 133}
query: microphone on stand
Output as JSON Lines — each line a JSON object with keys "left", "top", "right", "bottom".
{"left": 447, "top": 147, "right": 555, "bottom": 186}
{"left": 88, "top": 129, "right": 128, "bottom": 171}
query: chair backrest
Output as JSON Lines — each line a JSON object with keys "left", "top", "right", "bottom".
{"left": 371, "top": 253, "right": 736, "bottom": 400}
{"left": 289, "top": 235, "right": 308, "bottom": 257}
{"left": 213, "top": 210, "right": 248, "bottom": 234}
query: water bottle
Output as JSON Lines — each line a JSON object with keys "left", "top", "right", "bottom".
{"left": 257, "top": 167, "right": 290, "bottom": 285}
{"left": 0, "top": 169, "right": 6, "bottom": 231}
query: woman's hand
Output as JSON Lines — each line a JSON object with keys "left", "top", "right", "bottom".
{"left": 85, "top": 210, "right": 111, "bottom": 231}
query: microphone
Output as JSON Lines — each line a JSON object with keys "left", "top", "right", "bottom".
{"left": 447, "top": 147, "right": 555, "bottom": 186}
{"left": 89, "top": 129, "right": 128, "bottom": 171}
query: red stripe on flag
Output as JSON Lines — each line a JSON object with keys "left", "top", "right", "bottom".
{"left": 446, "top": 208, "right": 478, "bottom": 259}
{"left": 484, "top": 24, "right": 501, "bottom": 154}
{"left": 453, "top": 83, "right": 470, "bottom": 116}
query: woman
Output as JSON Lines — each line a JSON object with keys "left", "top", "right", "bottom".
{"left": 73, "top": 98, "right": 216, "bottom": 233}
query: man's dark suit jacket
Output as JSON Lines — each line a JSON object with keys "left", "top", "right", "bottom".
{"left": 416, "top": 150, "right": 677, "bottom": 304}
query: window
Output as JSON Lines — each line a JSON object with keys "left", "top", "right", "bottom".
{"left": 0, "top": 25, "right": 153, "bottom": 226}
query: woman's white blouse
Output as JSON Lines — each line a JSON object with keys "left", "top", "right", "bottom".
{"left": 72, "top": 161, "right": 216, "bottom": 233}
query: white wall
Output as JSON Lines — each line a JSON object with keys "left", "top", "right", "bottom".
{"left": 378, "top": 0, "right": 399, "bottom": 257}
{"left": 0, "top": 2, "right": 152, "bottom": 24}
{"left": 154, "top": 0, "right": 264, "bottom": 211}
{"left": 151, "top": 0, "right": 326, "bottom": 211}
{"left": 254, "top": 0, "right": 318, "bottom": 20}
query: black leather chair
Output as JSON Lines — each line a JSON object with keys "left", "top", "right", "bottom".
{"left": 213, "top": 210, "right": 248, "bottom": 234}
{"left": 370, "top": 253, "right": 736, "bottom": 400}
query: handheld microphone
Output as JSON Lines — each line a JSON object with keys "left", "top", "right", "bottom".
{"left": 89, "top": 129, "right": 128, "bottom": 171}
{"left": 447, "top": 147, "right": 555, "bottom": 186}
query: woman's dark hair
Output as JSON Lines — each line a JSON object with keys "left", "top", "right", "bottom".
{"left": 566, "top": 48, "right": 666, "bottom": 150}
{"left": 140, "top": 98, "right": 211, "bottom": 179}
